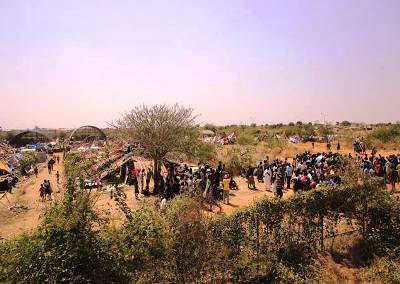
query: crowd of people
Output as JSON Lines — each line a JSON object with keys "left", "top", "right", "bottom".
{"left": 243, "top": 152, "right": 343, "bottom": 198}
{"left": 121, "top": 149, "right": 400, "bottom": 212}
{"left": 360, "top": 153, "right": 400, "bottom": 191}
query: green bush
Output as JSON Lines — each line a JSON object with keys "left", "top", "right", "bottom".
{"left": 0, "top": 193, "right": 128, "bottom": 284}
{"left": 225, "top": 147, "right": 253, "bottom": 175}
{"left": 370, "top": 125, "right": 400, "bottom": 143}
{"left": 237, "top": 132, "right": 257, "bottom": 145}
{"left": 194, "top": 142, "right": 217, "bottom": 163}
{"left": 1, "top": 170, "right": 400, "bottom": 283}
{"left": 19, "top": 152, "right": 39, "bottom": 174}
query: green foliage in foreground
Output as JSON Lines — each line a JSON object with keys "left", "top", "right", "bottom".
{"left": 1, "top": 179, "right": 400, "bottom": 283}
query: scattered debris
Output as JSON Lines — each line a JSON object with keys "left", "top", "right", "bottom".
{"left": 9, "top": 203, "right": 29, "bottom": 213}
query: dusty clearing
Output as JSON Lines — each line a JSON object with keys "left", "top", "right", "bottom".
{"left": 1, "top": 143, "right": 398, "bottom": 240}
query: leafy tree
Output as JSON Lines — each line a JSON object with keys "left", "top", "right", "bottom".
{"left": 296, "top": 121, "right": 303, "bottom": 126}
{"left": 341, "top": 121, "right": 351, "bottom": 127}
{"left": 116, "top": 104, "right": 198, "bottom": 192}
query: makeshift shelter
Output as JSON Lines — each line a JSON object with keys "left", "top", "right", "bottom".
{"left": 0, "top": 161, "right": 12, "bottom": 175}
{"left": 9, "top": 131, "right": 50, "bottom": 148}
{"left": 69, "top": 125, "right": 107, "bottom": 145}
{"left": 98, "top": 153, "right": 156, "bottom": 180}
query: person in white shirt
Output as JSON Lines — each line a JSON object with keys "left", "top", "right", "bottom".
{"left": 160, "top": 197, "right": 167, "bottom": 213}
{"left": 263, "top": 167, "right": 272, "bottom": 191}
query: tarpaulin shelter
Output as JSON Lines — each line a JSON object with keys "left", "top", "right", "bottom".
{"left": 0, "top": 161, "right": 12, "bottom": 174}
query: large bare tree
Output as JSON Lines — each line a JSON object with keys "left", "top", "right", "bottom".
{"left": 116, "top": 104, "right": 198, "bottom": 192}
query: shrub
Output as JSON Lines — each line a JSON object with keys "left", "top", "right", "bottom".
{"left": 194, "top": 142, "right": 217, "bottom": 164}
{"left": 0, "top": 193, "right": 128, "bottom": 284}
{"left": 19, "top": 152, "right": 39, "bottom": 174}
{"left": 237, "top": 132, "right": 257, "bottom": 145}
{"left": 370, "top": 125, "right": 400, "bottom": 143}
{"left": 225, "top": 147, "right": 253, "bottom": 175}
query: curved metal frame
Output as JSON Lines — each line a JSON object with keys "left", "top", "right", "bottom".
{"left": 9, "top": 131, "right": 50, "bottom": 147}
{"left": 68, "top": 125, "right": 107, "bottom": 144}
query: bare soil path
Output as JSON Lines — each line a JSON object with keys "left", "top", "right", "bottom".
{"left": 0, "top": 154, "right": 65, "bottom": 240}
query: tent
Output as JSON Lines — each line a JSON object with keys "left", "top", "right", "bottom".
{"left": 0, "top": 161, "right": 11, "bottom": 174}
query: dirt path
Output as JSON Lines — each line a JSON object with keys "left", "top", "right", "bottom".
{"left": 0, "top": 154, "right": 65, "bottom": 240}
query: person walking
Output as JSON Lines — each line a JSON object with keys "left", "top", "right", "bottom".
{"left": 47, "top": 161, "right": 52, "bottom": 174}
{"left": 34, "top": 166, "right": 38, "bottom": 178}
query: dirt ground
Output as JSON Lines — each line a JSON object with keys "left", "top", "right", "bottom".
{"left": 0, "top": 154, "right": 65, "bottom": 240}
{"left": 0, "top": 142, "right": 398, "bottom": 240}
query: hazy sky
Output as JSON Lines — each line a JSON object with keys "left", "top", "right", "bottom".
{"left": 1, "top": 0, "right": 399, "bottom": 129}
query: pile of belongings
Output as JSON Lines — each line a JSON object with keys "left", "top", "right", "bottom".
{"left": 204, "top": 133, "right": 236, "bottom": 145}
{"left": 289, "top": 135, "right": 301, "bottom": 144}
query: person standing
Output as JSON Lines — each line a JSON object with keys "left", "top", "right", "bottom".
{"left": 160, "top": 197, "right": 167, "bottom": 213}
{"left": 146, "top": 168, "right": 153, "bottom": 190}
{"left": 7, "top": 175, "right": 13, "bottom": 193}
{"left": 124, "top": 166, "right": 130, "bottom": 185}
{"left": 390, "top": 167, "right": 398, "bottom": 193}
{"left": 285, "top": 164, "right": 293, "bottom": 189}
{"left": 222, "top": 176, "right": 230, "bottom": 205}
{"left": 56, "top": 171, "right": 60, "bottom": 184}
{"left": 275, "top": 174, "right": 284, "bottom": 199}
{"left": 133, "top": 169, "right": 139, "bottom": 200}
{"left": 140, "top": 169, "right": 145, "bottom": 193}
{"left": 263, "top": 167, "right": 272, "bottom": 191}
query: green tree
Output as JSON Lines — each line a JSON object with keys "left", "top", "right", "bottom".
{"left": 116, "top": 104, "right": 198, "bottom": 192}
{"left": 341, "top": 121, "right": 351, "bottom": 127}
